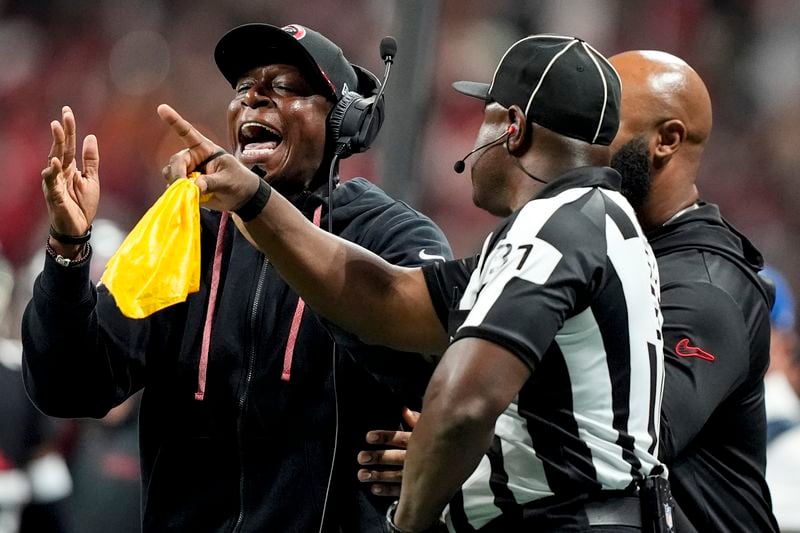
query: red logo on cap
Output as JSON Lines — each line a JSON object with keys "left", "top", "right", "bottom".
{"left": 282, "top": 24, "right": 306, "bottom": 40}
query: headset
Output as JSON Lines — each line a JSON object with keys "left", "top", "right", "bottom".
{"left": 327, "top": 37, "right": 396, "bottom": 159}
{"left": 453, "top": 124, "right": 519, "bottom": 173}
{"left": 452, "top": 121, "right": 548, "bottom": 184}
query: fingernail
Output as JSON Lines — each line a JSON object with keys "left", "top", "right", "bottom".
{"left": 359, "top": 453, "right": 373, "bottom": 463}
{"left": 358, "top": 470, "right": 372, "bottom": 481}
{"left": 367, "top": 432, "right": 380, "bottom": 443}
{"left": 372, "top": 485, "right": 383, "bottom": 494}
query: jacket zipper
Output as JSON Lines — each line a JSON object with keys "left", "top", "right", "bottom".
{"left": 232, "top": 256, "right": 269, "bottom": 533}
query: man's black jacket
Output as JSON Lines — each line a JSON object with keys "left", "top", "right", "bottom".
{"left": 22, "top": 178, "right": 452, "bottom": 532}
{"left": 650, "top": 202, "right": 779, "bottom": 533}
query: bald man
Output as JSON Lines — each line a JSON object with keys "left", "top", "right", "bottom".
{"left": 609, "top": 51, "right": 779, "bottom": 533}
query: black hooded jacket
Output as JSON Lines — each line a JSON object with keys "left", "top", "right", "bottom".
{"left": 21, "top": 178, "right": 452, "bottom": 532}
{"left": 648, "top": 202, "right": 779, "bottom": 533}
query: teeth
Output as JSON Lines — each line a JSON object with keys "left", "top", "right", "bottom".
{"left": 240, "top": 121, "right": 281, "bottom": 140}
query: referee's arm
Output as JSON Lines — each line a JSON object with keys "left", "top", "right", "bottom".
{"left": 394, "top": 336, "right": 532, "bottom": 531}
{"left": 242, "top": 183, "right": 450, "bottom": 355}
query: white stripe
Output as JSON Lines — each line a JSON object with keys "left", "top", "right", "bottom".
{"left": 458, "top": 232, "right": 495, "bottom": 316}
{"left": 488, "top": 35, "right": 578, "bottom": 94}
{"left": 524, "top": 40, "right": 579, "bottom": 118}
{"left": 582, "top": 42, "right": 609, "bottom": 144}
{"left": 556, "top": 307, "right": 632, "bottom": 489}
{"left": 449, "top": 455, "right": 500, "bottom": 530}
{"left": 450, "top": 403, "right": 551, "bottom": 528}
{"left": 602, "top": 195, "right": 664, "bottom": 475}
{"left": 582, "top": 40, "right": 621, "bottom": 84}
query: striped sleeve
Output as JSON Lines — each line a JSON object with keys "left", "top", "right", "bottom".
{"left": 454, "top": 190, "right": 607, "bottom": 369}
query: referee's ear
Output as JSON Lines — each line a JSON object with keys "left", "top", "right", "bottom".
{"left": 654, "top": 119, "right": 686, "bottom": 169}
{"left": 506, "top": 105, "right": 529, "bottom": 155}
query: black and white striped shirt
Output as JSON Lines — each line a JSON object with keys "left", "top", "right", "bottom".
{"left": 422, "top": 166, "right": 665, "bottom": 531}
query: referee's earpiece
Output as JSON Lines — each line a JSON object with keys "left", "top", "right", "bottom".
{"left": 328, "top": 37, "right": 396, "bottom": 158}
{"left": 504, "top": 123, "right": 519, "bottom": 151}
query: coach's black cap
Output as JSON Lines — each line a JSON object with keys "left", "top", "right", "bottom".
{"left": 215, "top": 23, "right": 359, "bottom": 102}
{"left": 453, "top": 35, "right": 621, "bottom": 145}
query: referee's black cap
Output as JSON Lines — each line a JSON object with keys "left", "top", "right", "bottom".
{"left": 453, "top": 35, "right": 621, "bottom": 146}
{"left": 214, "top": 23, "right": 361, "bottom": 102}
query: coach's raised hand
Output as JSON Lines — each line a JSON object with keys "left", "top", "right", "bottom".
{"left": 157, "top": 104, "right": 260, "bottom": 214}
{"left": 42, "top": 106, "right": 99, "bottom": 257}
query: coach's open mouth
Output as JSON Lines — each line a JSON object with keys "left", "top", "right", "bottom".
{"left": 238, "top": 121, "right": 283, "bottom": 164}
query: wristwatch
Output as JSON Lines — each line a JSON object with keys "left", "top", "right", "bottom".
{"left": 385, "top": 501, "right": 412, "bottom": 533}
{"left": 385, "top": 501, "right": 446, "bottom": 533}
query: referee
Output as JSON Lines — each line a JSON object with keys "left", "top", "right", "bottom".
{"left": 158, "top": 36, "right": 668, "bottom": 532}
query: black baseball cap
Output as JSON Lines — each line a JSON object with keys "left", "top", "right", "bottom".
{"left": 215, "top": 23, "right": 360, "bottom": 101}
{"left": 453, "top": 35, "right": 621, "bottom": 146}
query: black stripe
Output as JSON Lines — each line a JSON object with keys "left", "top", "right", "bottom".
{"left": 592, "top": 260, "right": 641, "bottom": 477}
{"left": 448, "top": 489, "right": 477, "bottom": 532}
{"left": 519, "top": 343, "right": 601, "bottom": 493}
{"left": 602, "top": 194, "right": 639, "bottom": 239}
{"left": 487, "top": 435, "right": 523, "bottom": 522}
{"left": 646, "top": 341, "right": 659, "bottom": 456}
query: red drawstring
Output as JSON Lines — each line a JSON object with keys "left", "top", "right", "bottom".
{"left": 194, "top": 204, "right": 321, "bottom": 397}
{"left": 281, "top": 205, "right": 322, "bottom": 382}
{"left": 195, "top": 212, "right": 229, "bottom": 401}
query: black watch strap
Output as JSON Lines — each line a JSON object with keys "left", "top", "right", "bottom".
{"left": 234, "top": 179, "right": 272, "bottom": 222}
{"left": 49, "top": 225, "right": 92, "bottom": 245}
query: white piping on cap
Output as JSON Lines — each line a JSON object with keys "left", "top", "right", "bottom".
{"left": 524, "top": 39, "right": 579, "bottom": 117}
{"left": 488, "top": 34, "right": 577, "bottom": 94}
{"left": 582, "top": 41, "right": 609, "bottom": 144}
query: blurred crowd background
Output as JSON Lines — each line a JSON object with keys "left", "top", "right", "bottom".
{"left": 1, "top": 0, "right": 800, "bottom": 531}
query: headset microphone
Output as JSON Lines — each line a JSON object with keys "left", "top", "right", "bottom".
{"left": 453, "top": 124, "right": 517, "bottom": 174}
{"left": 327, "top": 37, "right": 397, "bottom": 230}
{"left": 380, "top": 36, "right": 397, "bottom": 64}
{"left": 359, "top": 36, "right": 396, "bottom": 143}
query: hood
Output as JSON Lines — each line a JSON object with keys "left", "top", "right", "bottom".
{"left": 647, "top": 201, "right": 773, "bottom": 307}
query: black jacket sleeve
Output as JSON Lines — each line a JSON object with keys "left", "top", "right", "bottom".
{"left": 657, "top": 280, "right": 751, "bottom": 462}
{"left": 21, "top": 250, "right": 169, "bottom": 418}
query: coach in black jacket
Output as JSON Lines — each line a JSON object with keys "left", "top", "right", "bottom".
{"left": 22, "top": 24, "right": 450, "bottom": 532}
{"left": 609, "top": 50, "right": 779, "bottom": 532}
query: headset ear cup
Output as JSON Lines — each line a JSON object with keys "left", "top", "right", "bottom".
{"left": 328, "top": 92, "right": 384, "bottom": 159}
{"left": 328, "top": 91, "right": 361, "bottom": 158}
{"left": 328, "top": 65, "right": 385, "bottom": 158}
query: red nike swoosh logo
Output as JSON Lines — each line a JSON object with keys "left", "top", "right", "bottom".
{"left": 675, "top": 338, "right": 716, "bottom": 361}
